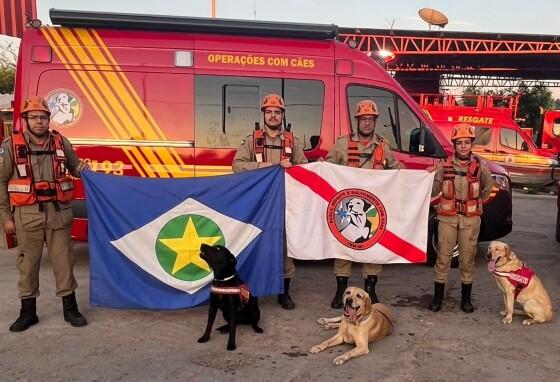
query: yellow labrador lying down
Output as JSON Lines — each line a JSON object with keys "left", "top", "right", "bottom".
{"left": 487, "top": 241, "right": 553, "bottom": 325}
{"left": 310, "top": 287, "right": 394, "bottom": 366}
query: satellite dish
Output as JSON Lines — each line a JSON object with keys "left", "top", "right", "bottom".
{"left": 418, "top": 8, "right": 448, "bottom": 30}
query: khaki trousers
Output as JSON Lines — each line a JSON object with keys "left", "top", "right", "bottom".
{"left": 14, "top": 204, "right": 77, "bottom": 298}
{"left": 334, "top": 259, "right": 382, "bottom": 278}
{"left": 434, "top": 215, "right": 481, "bottom": 284}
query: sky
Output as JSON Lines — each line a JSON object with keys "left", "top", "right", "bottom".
{"left": 3, "top": 0, "right": 559, "bottom": 46}
{"left": 30, "top": 0, "right": 560, "bottom": 35}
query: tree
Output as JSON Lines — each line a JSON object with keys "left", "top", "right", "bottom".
{"left": 516, "top": 83, "right": 554, "bottom": 129}
{"left": 0, "top": 43, "right": 17, "bottom": 94}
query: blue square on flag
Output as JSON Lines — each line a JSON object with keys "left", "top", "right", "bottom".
{"left": 82, "top": 167, "right": 284, "bottom": 309}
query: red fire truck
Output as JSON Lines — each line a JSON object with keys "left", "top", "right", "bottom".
{"left": 536, "top": 110, "right": 560, "bottom": 155}
{"left": 421, "top": 94, "right": 558, "bottom": 186}
{"left": 11, "top": 9, "right": 513, "bottom": 263}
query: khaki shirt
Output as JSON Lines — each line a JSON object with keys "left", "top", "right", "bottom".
{"left": 232, "top": 130, "right": 308, "bottom": 173}
{"left": 325, "top": 134, "right": 402, "bottom": 169}
{"left": 0, "top": 131, "right": 82, "bottom": 224}
{"left": 432, "top": 154, "right": 495, "bottom": 226}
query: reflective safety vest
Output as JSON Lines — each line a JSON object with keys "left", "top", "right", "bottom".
{"left": 252, "top": 128, "right": 294, "bottom": 163}
{"left": 7, "top": 130, "right": 74, "bottom": 206}
{"left": 347, "top": 136, "right": 385, "bottom": 169}
{"left": 437, "top": 156, "right": 482, "bottom": 217}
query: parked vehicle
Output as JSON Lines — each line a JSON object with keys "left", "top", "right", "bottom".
{"left": 552, "top": 153, "right": 560, "bottom": 242}
{"left": 420, "top": 94, "right": 557, "bottom": 186}
{"left": 536, "top": 110, "right": 560, "bottom": 155}
{"left": 12, "top": 9, "right": 512, "bottom": 260}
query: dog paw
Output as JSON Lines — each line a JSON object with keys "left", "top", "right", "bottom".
{"left": 309, "top": 346, "right": 322, "bottom": 354}
{"left": 521, "top": 319, "right": 534, "bottom": 326}
{"left": 227, "top": 343, "right": 236, "bottom": 351}
{"left": 499, "top": 310, "right": 507, "bottom": 316}
{"left": 253, "top": 326, "right": 264, "bottom": 333}
{"left": 501, "top": 317, "right": 512, "bottom": 324}
{"left": 317, "top": 318, "right": 328, "bottom": 325}
{"left": 197, "top": 335, "right": 210, "bottom": 343}
{"left": 333, "top": 356, "right": 347, "bottom": 366}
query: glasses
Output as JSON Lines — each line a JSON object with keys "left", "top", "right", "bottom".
{"left": 358, "top": 117, "right": 377, "bottom": 123}
{"left": 27, "top": 115, "right": 50, "bottom": 122}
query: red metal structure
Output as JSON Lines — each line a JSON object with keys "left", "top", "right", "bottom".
{"left": 339, "top": 28, "right": 560, "bottom": 92}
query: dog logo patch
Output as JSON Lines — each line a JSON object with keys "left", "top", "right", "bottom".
{"left": 46, "top": 89, "right": 81, "bottom": 127}
{"left": 326, "top": 188, "right": 387, "bottom": 250}
{"left": 156, "top": 214, "right": 225, "bottom": 281}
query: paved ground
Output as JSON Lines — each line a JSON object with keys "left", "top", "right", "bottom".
{"left": 1, "top": 192, "right": 559, "bottom": 382}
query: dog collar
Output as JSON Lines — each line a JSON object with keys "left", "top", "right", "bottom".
{"left": 210, "top": 284, "right": 251, "bottom": 305}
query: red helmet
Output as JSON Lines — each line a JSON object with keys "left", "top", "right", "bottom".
{"left": 261, "top": 93, "right": 285, "bottom": 111}
{"left": 21, "top": 96, "right": 51, "bottom": 116}
{"left": 451, "top": 123, "right": 476, "bottom": 141}
{"left": 354, "top": 100, "right": 379, "bottom": 117}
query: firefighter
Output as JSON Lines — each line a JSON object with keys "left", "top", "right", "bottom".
{"left": 232, "top": 93, "right": 307, "bottom": 310}
{"left": 428, "top": 123, "right": 494, "bottom": 313}
{"left": 326, "top": 99, "right": 403, "bottom": 309}
{"left": 0, "top": 96, "right": 90, "bottom": 332}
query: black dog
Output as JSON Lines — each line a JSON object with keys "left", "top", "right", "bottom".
{"left": 197, "top": 243, "right": 263, "bottom": 350}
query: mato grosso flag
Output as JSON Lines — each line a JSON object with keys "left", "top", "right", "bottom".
{"left": 285, "top": 162, "right": 434, "bottom": 264}
{"left": 82, "top": 167, "right": 284, "bottom": 309}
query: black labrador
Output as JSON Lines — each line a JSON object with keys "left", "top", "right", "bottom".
{"left": 197, "top": 243, "right": 263, "bottom": 350}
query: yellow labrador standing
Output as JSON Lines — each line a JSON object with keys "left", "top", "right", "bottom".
{"left": 486, "top": 241, "right": 553, "bottom": 325}
{"left": 309, "top": 287, "right": 394, "bottom": 365}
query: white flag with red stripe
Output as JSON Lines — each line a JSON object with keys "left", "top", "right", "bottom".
{"left": 285, "top": 162, "right": 434, "bottom": 264}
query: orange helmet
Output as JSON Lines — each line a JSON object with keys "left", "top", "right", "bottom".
{"left": 354, "top": 100, "right": 379, "bottom": 117}
{"left": 451, "top": 123, "right": 476, "bottom": 141}
{"left": 21, "top": 96, "right": 51, "bottom": 116}
{"left": 261, "top": 93, "right": 285, "bottom": 111}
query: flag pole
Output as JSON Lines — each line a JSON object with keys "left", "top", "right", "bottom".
{"left": 211, "top": 0, "right": 216, "bottom": 18}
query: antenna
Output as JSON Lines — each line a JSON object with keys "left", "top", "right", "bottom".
{"left": 418, "top": 8, "right": 448, "bottom": 30}
{"left": 384, "top": 17, "right": 395, "bottom": 30}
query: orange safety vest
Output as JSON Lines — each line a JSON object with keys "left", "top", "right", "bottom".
{"left": 252, "top": 128, "right": 294, "bottom": 163}
{"left": 7, "top": 130, "right": 74, "bottom": 206}
{"left": 437, "top": 156, "right": 482, "bottom": 217}
{"left": 347, "top": 137, "right": 385, "bottom": 169}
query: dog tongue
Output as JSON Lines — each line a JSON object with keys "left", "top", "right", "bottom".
{"left": 344, "top": 306, "right": 357, "bottom": 321}
{"left": 487, "top": 260, "right": 496, "bottom": 273}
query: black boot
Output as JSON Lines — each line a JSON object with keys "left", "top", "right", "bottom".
{"left": 62, "top": 292, "right": 88, "bottom": 327}
{"left": 9, "top": 298, "right": 39, "bottom": 332}
{"left": 460, "top": 283, "right": 474, "bottom": 313}
{"left": 428, "top": 282, "right": 445, "bottom": 312}
{"left": 364, "top": 275, "right": 380, "bottom": 304}
{"left": 330, "top": 276, "right": 348, "bottom": 309}
{"left": 277, "top": 278, "right": 295, "bottom": 310}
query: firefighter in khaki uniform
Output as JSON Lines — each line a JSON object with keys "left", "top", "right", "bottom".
{"left": 233, "top": 93, "right": 307, "bottom": 310}
{"left": 326, "top": 100, "right": 403, "bottom": 309}
{"left": 428, "top": 123, "right": 494, "bottom": 313}
{"left": 0, "top": 97, "right": 89, "bottom": 332}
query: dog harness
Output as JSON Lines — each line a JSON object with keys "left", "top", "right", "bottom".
{"left": 493, "top": 266, "right": 535, "bottom": 299}
{"left": 211, "top": 284, "right": 251, "bottom": 305}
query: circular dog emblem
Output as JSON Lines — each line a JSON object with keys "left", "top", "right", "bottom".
{"left": 155, "top": 214, "right": 225, "bottom": 281}
{"left": 326, "top": 189, "right": 387, "bottom": 250}
{"left": 46, "top": 89, "right": 81, "bottom": 127}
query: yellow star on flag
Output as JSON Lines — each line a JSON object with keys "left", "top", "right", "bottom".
{"left": 158, "top": 217, "right": 222, "bottom": 274}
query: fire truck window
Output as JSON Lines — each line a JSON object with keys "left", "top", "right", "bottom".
{"left": 347, "top": 85, "right": 397, "bottom": 150}
{"left": 195, "top": 76, "right": 323, "bottom": 149}
{"left": 500, "top": 128, "right": 529, "bottom": 151}
{"left": 397, "top": 98, "right": 422, "bottom": 153}
{"left": 553, "top": 119, "right": 560, "bottom": 137}
{"left": 284, "top": 79, "right": 324, "bottom": 151}
{"left": 473, "top": 127, "right": 492, "bottom": 146}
